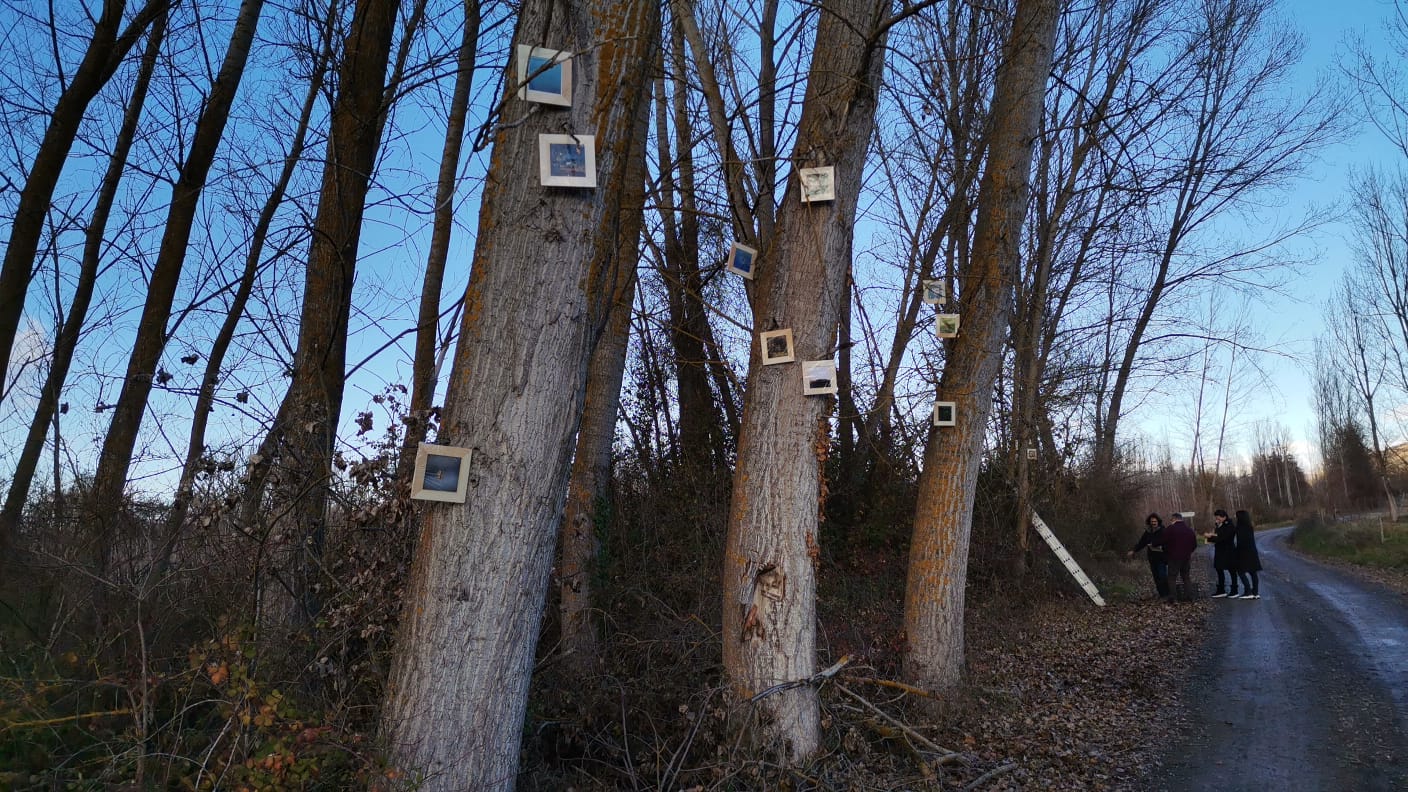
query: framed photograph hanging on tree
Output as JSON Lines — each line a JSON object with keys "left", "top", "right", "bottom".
{"left": 411, "top": 443, "right": 473, "bottom": 503}
{"left": 516, "top": 45, "right": 573, "bottom": 106}
{"left": 801, "top": 360, "right": 838, "bottom": 395}
{"left": 799, "top": 165, "right": 835, "bottom": 203}
{"left": 936, "top": 313, "right": 960, "bottom": 338}
{"left": 760, "top": 329, "right": 795, "bottom": 365}
{"left": 932, "top": 401, "right": 956, "bottom": 427}
{"left": 726, "top": 241, "right": 757, "bottom": 279}
{"left": 921, "top": 279, "right": 946, "bottom": 305}
{"left": 539, "top": 134, "right": 597, "bottom": 187}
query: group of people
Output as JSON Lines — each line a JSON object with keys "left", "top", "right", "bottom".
{"left": 1127, "top": 509, "right": 1263, "bottom": 602}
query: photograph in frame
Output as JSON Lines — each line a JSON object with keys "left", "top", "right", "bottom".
{"left": 760, "top": 329, "right": 795, "bottom": 365}
{"left": 726, "top": 241, "right": 757, "bottom": 279}
{"left": 1026, "top": 447, "right": 1038, "bottom": 461}
{"left": 411, "top": 443, "right": 473, "bottom": 503}
{"left": 516, "top": 45, "right": 572, "bottom": 106}
{"left": 932, "top": 401, "right": 956, "bottom": 427}
{"left": 799, "top": 166, "right": 836, "bottom": 204}
{"left": 801, "top": 360, "right": 838, "bottom": 395}
{"left": 921, "top": 279, "right": 946, "bottom": 305}
{"left": 936, "top": 313, "right": 960, "bottom": 338}
{"left": 539, "top": 134, "right": 597, "bottom": 187}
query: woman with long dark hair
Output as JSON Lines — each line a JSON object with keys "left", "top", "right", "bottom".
{"left": 1127, "top": 513, "right": 1169, "bottom": 600}
{"left": 1234, "top": 510, "right": 1263, "bottom": 598}
{"left": 1205, "top": 509, "right": 1239, "bottom": 598}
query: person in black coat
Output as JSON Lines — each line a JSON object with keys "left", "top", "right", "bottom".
{"left": 1127, "top": 513, "right": 1169, "bottom": 599}
{"left": 1234, "top": 509, "right": 1263, "bottom": 598}
{"left": 1204, "top": 508, "right": 1239, "bottom": 597}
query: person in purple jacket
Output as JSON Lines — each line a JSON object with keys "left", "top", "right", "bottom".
{"left": 1162, "top": 512, "right": 1198, "bottom": 602}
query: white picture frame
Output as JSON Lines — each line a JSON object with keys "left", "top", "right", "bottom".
{"left": 799, "top": 166, "right": 835, "bottom": 204}
{"left": 922, "top": 279, "right": 946, "bottom": 305}
{"left": 411, "top": 443, "right": 472, "bottom": 503}
{"left": 726, "top": 241, "right": 758, "bottom": 279}
{"left": 539, "top": 134, "right": 597, "bottom": 188}
{"left": 1026, "top": 447, "right": 1038, "bottom": 461}
{"left": 932, "top": 401, "right": 956, "bottom": 427}
{"left": 801, "top": 360, "right": 838, "bottom": 395}
{"left": 516, "top": 45, "right": 572, "bottom": 106}
{"left": 936, "top": 313, "right": 960, "bottom": 338}
{"left": 760, "top": 329, "right": 795, "bottom": 365}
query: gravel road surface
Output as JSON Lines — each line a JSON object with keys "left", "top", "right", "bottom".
{"left": 1156, "top": 525, "right": 1408, "bottom": 791}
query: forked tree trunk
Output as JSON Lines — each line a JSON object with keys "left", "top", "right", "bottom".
{"left": 0, "top": 11, "right": 166, "bottom": 552}
{"left": 718, "top": 0, "right": 891, "bottom": 761}
{"left": 381, "top": 2, "right": 659, "bottom": 786}
{"left": 0, "top": 0, "right": 168, "bottom": 404}
{"left": 88, "top": 0, "right": 267, "bottom": 580}
{"left": 903, "top": 0, "right": 1059, "bottom": 693}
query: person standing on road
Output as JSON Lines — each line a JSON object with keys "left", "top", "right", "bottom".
{"left": 1234, "top": 509, "right": 1262, "bottom": 598}
{"left": 1127, "top": 513, "right": 1169, "bottom": 600}
{"left": 1204, "top": 509, "right": 1240, "bottom": 598}
{"left": 1163, "top": 512, "right": 1198, "bottom": 602}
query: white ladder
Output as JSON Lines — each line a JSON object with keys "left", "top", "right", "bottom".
{"left": 1031, "top": 511, "right": 1106, "bottom": 606}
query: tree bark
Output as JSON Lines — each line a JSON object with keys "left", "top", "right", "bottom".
{"left": 381, "top": 2, "right": 659, "bottom": 786}
{"left": 903, "top": 0, "right": 1059, "bottom": 693}
{"left": 0, "top": 10, "right": 166, "bottom": 554}
{"left": 88, "top": 0, "right": 267, "bottom": 579}
{"left": 718, "top": 0, "right": 891, "bottom": 761}
{"left": 0, "top": 0, "right": 168, "bottom": 404}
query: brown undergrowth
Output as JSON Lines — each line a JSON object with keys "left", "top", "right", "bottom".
{"left": 523, "top": 539, "right": 1214, "bottom": 791}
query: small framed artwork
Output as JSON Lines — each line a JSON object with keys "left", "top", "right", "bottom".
{"left": 411, "top": 443, "right": 472, "bottom": 503}
{"left": 932, "top": 401, "right": 956, "bottom": 427}
{"left": 539, "top": 134, "right": 596, "bottom": 187}
{"left": 936, "top": 313, "right": 960, "bottom": 338}
{"left": 516, "top": 45, "right": 572, "bottom": 106}
{"left": 922, "top": 279, "right": 946, "bottom": 305}
{"left": 726, "top": 241, "right": 757, "bottom": 279}
{"left": 801, "top": 360, "right": 838, "bottom": 395}
{"left": 760, "top": 329, "right": 795, "bottom": 365}
{"left": 799, "top": 166, "right": 835, "bottom": 204}
{"left": 1026, "top": 447, "right": 1038, "bottom": 461}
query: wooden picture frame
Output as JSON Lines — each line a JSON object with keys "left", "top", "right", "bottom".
{"left": 799, "top": 165, "right": 835, "bottom": 204}
{"left": 516, "top": 45, "right": 573, "bottom": 106}
{"left": 760, "top": 329, "right": 795, "bottom": 365}
{"left": 801, "top": 360, "right": 838, "bottom": 395}
{"left": 726, "top": 241, "right": 757, "bottom": 279}
{"left": 539, "top": 134, "right": 597, "bottom": 187}
{"left": 932, "top": 401, "right": 956, "bottom": 427}
{"left": 411, "top": 443, "right": 472, "bottom": 503}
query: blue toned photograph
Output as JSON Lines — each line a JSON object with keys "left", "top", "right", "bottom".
{"left": 420, "top": 453, "right": 462, "bottom": 492}
{"left": 727, "top": 241, "right": 757, "bottom": 279}
{"left": 550, "top": 143, "right": 587, "bottom": 178}
{"left": 527, "top": 55, "right": 562, "bottom": 95}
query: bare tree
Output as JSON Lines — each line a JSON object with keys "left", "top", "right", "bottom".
{"left": 382, "top": 1, "right": 660, "bottom": 784}
{"left": 904, "top": 0, "right": 1060, "bottom": 693}
{"left": 0, "top": 10, "right": 167, "bottom": 552}
{"left": 714, "top": 0, "right": 892, "bottom": 759}
{"left": 0, "top": 0, "right": 169, "bottom": 404}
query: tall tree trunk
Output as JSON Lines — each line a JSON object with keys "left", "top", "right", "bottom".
{"left": 718, "top": 0, "right": 891, "bottom": 760}
{"left": 152, "top": 5, "right": 338, "bottom": 578}
{"left": 398, "top": 0, "right": 482, "bottom": 480}
{"left": 0, "top": 0, "right": 168, "bottom": 402}
{"left": 0, "top": 11, "right": 166, "bottom": 554}
{"left": 88, "top": 0, "right": 267, "bottom": 579}
{"left": 251, "top": 0, "right": 400, "bottom": 629}
{"left": 903, "top": 0, "right": 1059, "bottom": 693}
{"left": 382, "top": 2, "right": 660, "bottom": 786}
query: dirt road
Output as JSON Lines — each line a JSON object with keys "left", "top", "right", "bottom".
{"left": 1156, "top": 525, "right": 1408, "bottom": 790}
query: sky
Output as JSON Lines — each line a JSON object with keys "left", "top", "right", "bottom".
{"left": 1122, "top": 0, "right": 1408, "bottom": 472}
